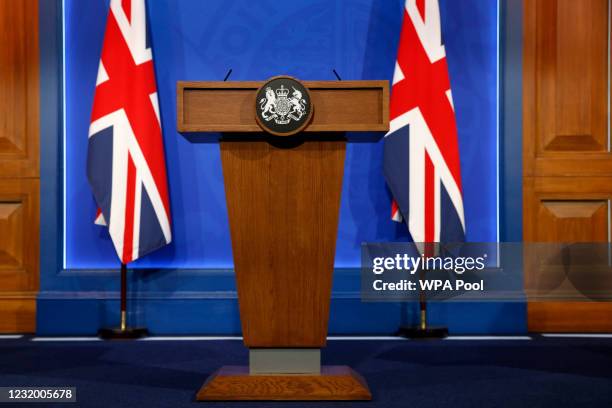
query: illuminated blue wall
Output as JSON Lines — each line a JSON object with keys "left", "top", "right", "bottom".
{"left": 38, "top": 0, "right": 522, "bottom": 335}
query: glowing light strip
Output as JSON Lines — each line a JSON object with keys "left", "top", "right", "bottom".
{"left": 140, "top": 336, "right": 243, "bottom": 341}
{"left": 496, "top": 0, "right": 501, "bottom": 245}
{"left": 32, "top": 337, "right": 102, "bottom": 342}
{"left": 608, "top": 0, "right": 612, "bottom": 152}
{"left": 445, "top": 336, "right": 531, "bottom": 341}
{"left": 59, "top": 1, "right": 505, "bottom": 266}
{"left": 62, "top": 0, "right": 67, "bottom": 269}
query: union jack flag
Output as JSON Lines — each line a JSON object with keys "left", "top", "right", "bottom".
{"left": 87, "top": 0, "right": 172, "bottom": 263}
{"left": 384, "top": 0, "right": 465, "bottom": 244}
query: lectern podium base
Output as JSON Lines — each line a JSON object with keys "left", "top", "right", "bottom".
{"left": 196, "top": 366, "right": 372, "bottom": 401}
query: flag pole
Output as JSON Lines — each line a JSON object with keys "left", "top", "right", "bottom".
{"left": 98, "top": 263, "right": 148, "bottom": 340}
{"left": 397, "top": 244, "right": 448, "bottom": 339}
{"left": 419, "top": 274, "right": 427, "bottom": 331}
{"left": 120, "top": 262, "right": 127, "bottom": 331}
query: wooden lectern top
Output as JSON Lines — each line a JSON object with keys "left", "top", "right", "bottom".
{"left": 177, "top": 80, "right": 389, "bottom": 134}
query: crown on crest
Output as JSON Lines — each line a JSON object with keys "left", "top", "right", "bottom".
{"left": 275, "top": 85, "right": 290, "bottom": 98}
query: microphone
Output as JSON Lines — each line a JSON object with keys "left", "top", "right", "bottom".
{"left": 332, "top": 69, "right": 342, "bottom": 81}
{"left": 223, "top": 69, "right": 233, "bottom": 81}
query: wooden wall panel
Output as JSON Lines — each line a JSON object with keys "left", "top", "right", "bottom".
{"left": 535, "top": 0, "right": 608, "bottom": 153}
{"left": 537, "top": 200, "right": 608, "bottom": 242}
{"left": 524, "top": 0, "right": 612, "bottom": 331}
{"left": 529, "top": 302, "right": 612, "bottom": 333}
{"left": 524, "top": 179, "right": 612, "bottom": 331}
{"left": 0, "top": 0, "right": 39, "bottom": 177}
{"left": 0, "top": 0, "right": 39, "bottom": 333}
{"left": 0, "top": 179, "right": 39, "bottom": 290}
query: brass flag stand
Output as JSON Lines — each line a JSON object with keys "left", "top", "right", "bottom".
{"left": 396, "top": 287, "right": 448, "bottom": 339}
{"left": 98, "top": 263, "right": 148, "bottom": 340}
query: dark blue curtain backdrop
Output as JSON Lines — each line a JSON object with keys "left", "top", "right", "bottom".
{"left": 64, "top": 0, "right": 499, "bottom": 269}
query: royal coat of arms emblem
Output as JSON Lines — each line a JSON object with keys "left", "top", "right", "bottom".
{"left": 260, "top": 85, "right": 307, "bottom": 124}
{"left": 255, "top": 76, "right": 313, "bottom": 136}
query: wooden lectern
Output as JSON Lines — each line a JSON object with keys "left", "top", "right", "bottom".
{"left": 177, "top": 78, "right": 389, "bottom": 401}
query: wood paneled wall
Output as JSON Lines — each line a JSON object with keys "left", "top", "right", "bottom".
{"left": 524, "top": 0, "right": 612, "bottom": 331}
{"left": 0, "top": 0, "right": 39, "bottom": 332}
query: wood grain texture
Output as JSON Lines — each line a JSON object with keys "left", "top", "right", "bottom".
{"left": 182, "top": 81, "right": 384, "bottom": 395}
{"left": 523, "top": 176, "right": 612, "bottom": 276}
{"left": 0, "top": 1, "right": 40, "bottom": 329}
{"left": 524, "top": 0, "right": 612, "bottom": 331}
{"left": 0, "top": 0, "right": 40, "bottom": 332}
{"left": 0, "top": 0, "right": 39, "bottom": 178}
{"left": 537, "top": 200, "right": 608, "bottom": 242}
{"left": 524, "top": 180, "right": 611, "bottom": 306}
{"left": 523, "top": 179, "right": 612, "bottom": 329}
{"left": 177, "top": 80, "right": 389, "bottom": 133}
{"left": 529, "top": 302, "right": 612, "bottom": 332}
{"left": 0, "top": 178, "right": 39, "bottom": 291}
{"left": 524, "top": 0, "right": 611, "bottom": 177}
{"left": 540, "top": 0, "right": 608, "bottom": 153}
{"left": 221, "top": 139, "right": 345, "bottom": 347}
{"left": 0, "top": 297, "right": 36, "bottom": 333}
{"left": 196, "top": 365, "right": 372, "bottom": 401}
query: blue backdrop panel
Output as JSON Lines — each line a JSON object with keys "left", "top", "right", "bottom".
{"left": 37, "top": 0, "right": 521, "bottom": 335}
{"left": 64, "top": 0, "right": 498, "bottom": 268}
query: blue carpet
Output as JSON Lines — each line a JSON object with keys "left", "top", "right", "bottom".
{"left": 1, "top": 337, "right": 612, "bottom": 407}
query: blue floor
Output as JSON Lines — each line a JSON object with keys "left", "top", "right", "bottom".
{"left": 1, "top": 336, "right": 612, "bottom": 407}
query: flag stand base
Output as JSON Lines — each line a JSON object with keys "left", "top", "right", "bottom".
{"left": 396, "top": 326, "right": 448, "bottom": 339}
{"left": 97, "top": 263, "right": 148, "bottom": 340}
{"left": 98, "top": 327, "right": 148, "bottom": 340}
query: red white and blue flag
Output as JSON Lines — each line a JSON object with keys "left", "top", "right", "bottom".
{"left": 384, "top": 0, "right": 465, "bottom": 243}
{"left": 87, "top": 0, "right": 172, "bottom": 263}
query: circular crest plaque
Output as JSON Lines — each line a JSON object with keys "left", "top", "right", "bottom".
{"left": 255, "top": 76, "right": 313, "bottom": 136}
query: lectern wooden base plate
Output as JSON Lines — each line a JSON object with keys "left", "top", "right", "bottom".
{"left": 196, "top": 365, "right": 372, "bottom": 401}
